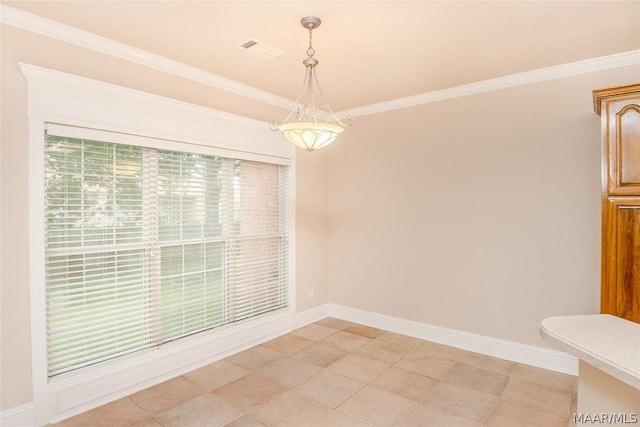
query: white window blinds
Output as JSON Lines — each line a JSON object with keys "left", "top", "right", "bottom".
{"left": 44, "top": 126, "right": 290, "bottom": 378}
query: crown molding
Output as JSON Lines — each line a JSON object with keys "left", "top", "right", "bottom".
{"left": 337, "top": 49, "right": 640, "bottom": 118}
{"left": 2, "top": 4, "right": 639, "bottom": 119}
{"left": 0, "top": 4, "right": 294, "bottom": 111}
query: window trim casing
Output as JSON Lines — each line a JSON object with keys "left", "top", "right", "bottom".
{"left": 23, "top": 63, "right": 296, "bottom": 425}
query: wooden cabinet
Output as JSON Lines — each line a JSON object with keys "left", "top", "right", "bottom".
{"left": 594, "top": 84, "right": 640, "bottom": 323}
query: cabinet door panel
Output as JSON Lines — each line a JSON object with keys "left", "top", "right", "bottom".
{"left": 607, "top": 100, "right": 640, "bottom": 194}
{"left": 605, "top": 198, "right": 640, "bottom": 323}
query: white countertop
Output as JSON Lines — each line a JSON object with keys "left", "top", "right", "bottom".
{"left": 540, "top": 314, "right": 640, "bottom": 390}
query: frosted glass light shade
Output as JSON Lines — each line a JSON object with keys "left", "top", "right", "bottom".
{"left": 279, "top": 122, "right": 343, "bottom": 152}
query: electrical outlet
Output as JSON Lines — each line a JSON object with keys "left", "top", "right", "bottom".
{"left": 308, "top": 289, "right": 315, "bottom": 300}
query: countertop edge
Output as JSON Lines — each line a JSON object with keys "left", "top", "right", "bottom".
{"left": 539, "top": 317, "right": 640, "bottom": 391}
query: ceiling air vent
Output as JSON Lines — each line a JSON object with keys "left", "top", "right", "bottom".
{"left": 239, "top": 39, "right": 283, "bottom": 60}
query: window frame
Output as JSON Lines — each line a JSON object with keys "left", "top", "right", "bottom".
{"left": 23, "top": 63, "right": 296, "bottom": 425}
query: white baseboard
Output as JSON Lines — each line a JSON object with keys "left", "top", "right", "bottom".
{"left": 0, "top": 403, "right": 35, "bottom": 427}
{"left": 294, "top": 304, "right": 330, "bottom": 328}
{"left": 327, "top": 304, "right": 578, "bottom": 375}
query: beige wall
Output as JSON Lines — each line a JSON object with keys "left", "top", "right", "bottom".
{"left": 1, "top": 25, "right": 33, "bottom": 411}
{"left": 0, "top": 25, "right": 328, "bottom": 411}
{"left": 327, "top": 66, "right": 639, "bottom": 349}
{"left": 295, "top": 150, "right": 329, "bottom": 312}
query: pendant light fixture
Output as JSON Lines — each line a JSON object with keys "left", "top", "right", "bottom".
{"left": 271, "top": 16, "right": 353, "bottom": 152}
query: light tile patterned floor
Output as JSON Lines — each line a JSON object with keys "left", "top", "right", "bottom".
{"left": 51, "top": 318, "right": 576, "bottom": 427}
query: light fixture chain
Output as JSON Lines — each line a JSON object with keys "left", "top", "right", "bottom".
{"left": 306, "top": 28, "right": 315, "bottom": 58}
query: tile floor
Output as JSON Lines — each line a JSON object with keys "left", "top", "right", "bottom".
{"left": 51, "top": 318, "right": 577, "bottom": 427}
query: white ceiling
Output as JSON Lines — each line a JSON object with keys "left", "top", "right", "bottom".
{"left": 3, "top": 1, "right": 640, "bottom": 111}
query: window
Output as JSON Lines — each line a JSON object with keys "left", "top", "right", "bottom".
{"left": 23, "top": 64, "right": 293, "bottom": 422}
{"left": 44, "top": 127, "right": 289, "bottom": 378}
